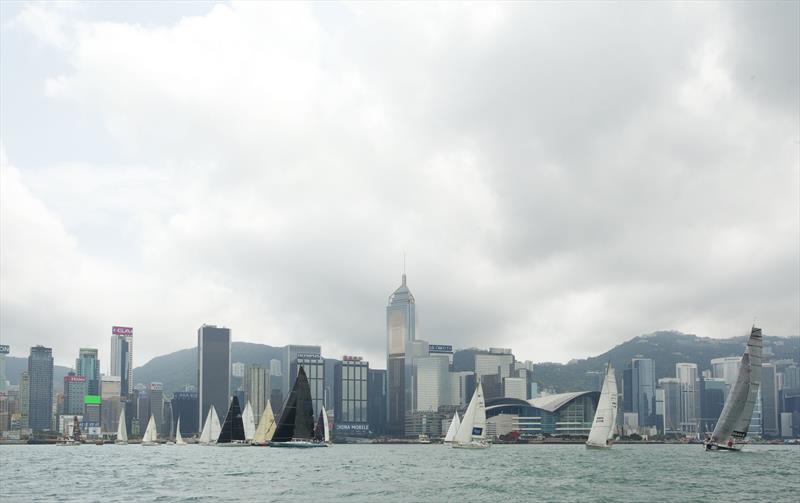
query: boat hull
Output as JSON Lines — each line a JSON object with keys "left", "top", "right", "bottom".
{"left": 216, "top": 442, "right": 250, "bottom": 447}
{"left": 452, "top": 441, "right": 490, "bottom": 449}
{"left": 269, "top": 440, "right": 327, "bottom": 448}
{"left": 141, "top": 442, "right": 159, "bottom": 447}
{"left": 585, "top": 442, "right": 612, "bottom": 449}
{"left": 705, "top": 442, "right": 742, "bottom": 452}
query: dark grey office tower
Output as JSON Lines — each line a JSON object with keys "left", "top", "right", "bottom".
{"left": 368, "top": 369, "right": 387, "bottom": 435}
{"left": 761, "top": 363, "right": 779, "bottom": 437}
{"left": 171, "top": 391, "right": 199, "bottom": 436}
{"left": 27, "top": 346, "right": 54, "bottom": 432}
{"left": 197, "top": 324, "right": 231, "bottom": 429}
{"left": 626, "top": 358, "right": 656, "bottom": 427}
{"left": 149, "top": 382, "right": 164, "bottom": 438}
{"left": 334, "top": 357, "right": 370, "bottom": 437}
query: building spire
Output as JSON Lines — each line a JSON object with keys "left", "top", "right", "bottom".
{"left": 402, "top": 251, "right": 406, "bottom": 285}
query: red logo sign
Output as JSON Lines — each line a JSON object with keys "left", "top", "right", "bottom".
{"left": 112, "top": 326, "right": 133, "bottom": 336}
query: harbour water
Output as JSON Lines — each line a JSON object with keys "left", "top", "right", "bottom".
{"left": 1, "top": 444, "right": 797, "bottom": 502}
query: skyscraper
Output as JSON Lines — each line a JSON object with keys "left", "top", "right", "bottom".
{"left": 675, "top": 363, "right": 699, "bottom": 433}
{"left": 63, "top": 373, "right": 87, "bottom": 416}
{"left": 367, "top": 369, "right": 387, "bottom": 435}
{"left": 110, "top": 326, "right": 134, "bottom": 397}
{"left": 334, "top": 356, "right": 370, "bottom": 437}
{"left": 291, "top": 354, "right": 325, "bottom": 417}
{"left": 658, "top": 377, "right": 681, "bottom": 434}
{"left": 244, "top": 365, "right": 270, "bottom": 425}
{"left": 386, "top": 273, "right": 416, "bottom": 436}
{"left": 27, "top": 346, "right": 54, "bottom": 432}
{"left": 19, "top": 371, "right": 29, "bottom": 431}
{"left": 197, "top": 324, "right": 231, "bottom": 428}
{"left": 761, "top": 363, "right": 779, "bottom": 437}
{"left": 281, "top": 345, "right": 321, "bottom": 398}
{"left": 629, "top": 358, "right": 656, "bottom": 428}
{"left": 149, "top": 382, "right": 164, "bottom": 438}
{"left": 75, "top": 348, "right": 100, "bottom": 396}
{"left": 171, "top": 391, "right": 199, "bottom": 436}
{"left": 0, "top": 344, "right": 8, "bottom": 391}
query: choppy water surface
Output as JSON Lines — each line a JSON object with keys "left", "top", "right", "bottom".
{"left": 1, "top": 444, "right": 797, "bottom": 502}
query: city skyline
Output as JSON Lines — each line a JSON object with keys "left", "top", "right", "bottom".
{"left": 1, "top": 1, "right": 798, "bottom": 370}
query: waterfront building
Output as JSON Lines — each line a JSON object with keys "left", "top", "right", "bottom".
{"left": 137, "top": 389, "right": 150, "bottom": 435}
{"left": 84, "top": 394, "right": 101, "bottom": 427}
{"left": 698, "top": 377, "right": 726, "bottom": 434}
{"left": 245, "top": 365, "right": 270, "bottom": 426}
{"left": 474, "top": 351, "right": 514, "bottom": 379}
{"left": 386, "top": 273, "right": 416, "bottom": 436}
{"left": 429, "top": 344, "right": 454, "bottom": 365}
{"left": 197, "top": 324, "right": 231, "bottom": 428}
{"left": 449, "top": 371, "right": 472, "bottom": 407}
{"left": 27, "top": 346, "right": 54, "bottom": 432}
{"left": 334, "top": 356, "right": 370, "bottom": 437}
{"left": 626, "top": 358, "right": 656, "bottom": 428}
{"left": 675, "top": 363, "right": 699, "bottom": 434}
{"left": 711, "top": 356, "right": 742, "bottom": 391}
{"left": 290, "top": 353, "right": 325, "bottom": 416}
{"left": 504, "top": 377, "right": 527, "bottom": 400}
{"left": 171, "top": 391, "right": 199, "bottom": 437}
{"left": 19, "top": 371, "right": 29, "bottom": 431}
{"left": 63, "top": 373, "right": 87, "bottom": 416}
{"left": 485, "top": 392, "right": 600, "bottom": 438}
{"left": 282, "top": 345, "right": 321, "bottom": 398}
{"left": 75, "top": 348, "right": 100, "bottom": 396}
{"left": 658, "top": 378, "right": 681, "bottom": 434}
{"left": 761, "top": 363, "right": 779, "bottom": 437}
{"left": 149, "top": 382, "right": 164, "bottom": 438}
{"left": 413, "top": 355, "right": 449, "bottom": 412}
{"left": 0, "top": 344, "right": 8, "bottom": 391}
{"left": 367, "top": 369, "right": 387, "bottom": 435}
{"left": 100, "top": 375, "right": 121, "bottom": 436}
{"left": 110, "top": 326, "right": 134, "bottom": 397}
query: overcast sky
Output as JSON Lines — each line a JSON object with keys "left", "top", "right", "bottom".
{"left": 1, "top": 1, "right": 798, "bottom": 370}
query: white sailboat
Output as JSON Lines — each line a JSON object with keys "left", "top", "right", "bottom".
{"left": 705, "top": 326, "right": 763, "bottom": 452}
{"left": 199, "top": 405, "right": 222, "bottom": 445}
{"left": 443, "top": 411, "right": 461, "bottom": 443}
{"left": 252, "top": 401, "right": 277, "bottom": 446}
{"left": 115, "top": 407, "right": 128, "bottom": 445}
{"left": 321, "top": 405, "right": 331, "bottom": 445}
{"left": 242, "top": 401, "right": 256, "bottom": 442}
{"left": 175, "top": 417, "right": 186, "bottom": 445}
{"left": 141, "top": 414, "right": 159, "bottom": 446}
{"left": 452, "top": 381, "right": 489, "bottom": 449}
{"left": 586, "top": 362, "right": 618, "bottom": 449}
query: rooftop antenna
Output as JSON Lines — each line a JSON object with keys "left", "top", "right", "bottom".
{"left": 402, "top": 252, "right": 407, "bottom": 285}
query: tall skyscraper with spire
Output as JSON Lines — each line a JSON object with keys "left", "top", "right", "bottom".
{"left": 386, "top": 273, "right": 416, "bottom": 436}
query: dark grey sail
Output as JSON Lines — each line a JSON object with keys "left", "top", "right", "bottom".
{"left": 314, "top": 409, "right": 325, "bottom": 442}
{"left": 272, "top": 367, "right": 315, "bottom": 442}
{"left": 218, "top": 396, "right": 246, "bottom": 443}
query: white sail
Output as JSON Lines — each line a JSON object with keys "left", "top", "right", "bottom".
{"left": 199, "top": 407, "right": 214, "bottom": 444}
{"left": 175, "top": 417, "right": 186, "bottom": 445}
{"left": 242, "top": 401, "right": 256, "bottom": 441}
{"left": 142, "top": 415, "right": 158, "bottom": 444}
{"left": 116, "top": 407, "right": 128, "bottom": 444}
{"left": 210, "top": 405, "right": 222, "bottom": 443}
{"left": 253, "top": 401, "right": 276, "bottom": 443}
{"left": 453, "top": 382, "right": 487, "bottom": 446}
{"left": 321, "top": 405, "right": 330, "bottom": 443}
{"left": 710, "top": 327, "right": 762, "bottom": 447}
{"left": 444, "top": 411, "right": 460, "bottom": 442}
{"left": 587, "top": 363, "right": 618, "bottom": 448}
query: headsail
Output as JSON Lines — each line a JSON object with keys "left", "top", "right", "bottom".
{"left": 253, "top": 401, "right": 277, "bottom": 443}
{"left": 218, "top": 396, "right": 246, "bottom": 443}
{"left": 175, "top": 417, "right": 186, "bottom": 445}
{"left": 210, "top": 405, "right": 222, "bottom": 442}
{"left": 444, "top": 411, "right": 460, "bottom": 442}
{"left": 709, "top": 327, "right": 762, "bottom": 447}
{"left": 272, "top": 367, "right": 315, "bottom": 442}
{"left": 143, "top": 414, "right": 158, "bottom": 443}
{"left": 116, "top": 407, "right": 128, "bottom": 444}
{"left": 586, "top": 363, "right": 618, "bottom": 447}
{"left": 199, "top": 407, "right": 213, "bottom": 444}
{"left": 242, "top": 401, "right": 256, "bottom": 441}
{"left": 321, "top": 405, "right": 330, "bottom": 443}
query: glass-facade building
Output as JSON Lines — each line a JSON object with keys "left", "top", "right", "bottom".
{"left": 291, "top": 355, "right": 325, "bottom": 417}
{"left": 386, "top": 273, "right": 416, "bottom": 436}
{"left": 27, "top": 346, "right": 54, "bottom": 432}
{"left": 485, "top": 392, "right": 600, "bottom": 437}
{"left": 334, "top": 357, "right": 369, "bottom": 437}
{"left": 110, "top": 328, "right": 133, "bottom": 398}
{"left": 197, "top": 324, "right": 231, "bottom": 429}
{"left": 368, "top": 369, "right": 387, "bottom": 435}
{"left": 76, "top": 348, "right": 100, "bottom": 396}
{"left": 658, "top": 377, "right": 681, "bottom": 434}
{"left": 63, "top": 373, "right": 87, "bottom": 416}
{"left": 171, "top": 391, "right": 199, "bottom": 436}
{"left": 629, "top": 358, "right": 656, "bottom": 428}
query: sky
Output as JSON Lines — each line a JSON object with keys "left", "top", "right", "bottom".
{"left": 1, "top": 1, "right": 798, "bottom": 370}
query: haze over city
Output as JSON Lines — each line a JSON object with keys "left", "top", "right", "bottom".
{"left": 1, "top": 1, "right": 798, "bottom": 370}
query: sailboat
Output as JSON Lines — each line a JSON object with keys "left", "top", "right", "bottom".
{"left": 586, "top": 362, "right": 618, "bottom": 449}
{"left": 141, "top": 414, "right": 159, "bottom": 446}
{"left": 242, "top": 401, "right": 256, "bottom": 443}
{"left": 270, "top": 367, "right": 325, "bottom": 448}
{"left": 313, "top": 406, "right": 331, "bottom": 446}
{"left": 217, "top": 396, "right": 248, "bottom": 446}
{"left": 452, "top": 381, "right": 489, "bottom": 449}
{"left": 443, "top": 411, "right": 461, "bottom": 443}
{"left": 115, "top": 407, "right": 128, "bottom": 445}
{"left": 705, "top": 326, "right": 763, "bottom": 452}
{"left": 252, "top": 400, "right": 277, "bottom": 446}
{"left": 57, "top": 416, "right": 83, "bottom": 446}
{"left": 175, "top": 417, "right": 187, "bottom": 445}
{"left": 198, "top": 405, "right": 222, "bottom": 445}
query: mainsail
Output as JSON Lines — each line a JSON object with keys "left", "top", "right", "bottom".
{"left": 253, "top": 401, "right": 277, "bottom": 444}
{"left": 199, "top": 406, "right": 222, "bottom": 444}
{"left": 142, "top": 414, "right": 158, "bottom": 443}
{"left": 586, "top": 363, "right": 618, "bottom": 448}
{"left": 314, "top": 408, "right": 325, "bottom": 442}
{"left": 272, "top": 367, "right": 316, "bottom": 442}
{"left": 175, "top": 417, "right": 186, "bottom": 445}
{"left": 453, "top": 381, "right": 487, "bottom": 446}
{"left": 116, "top": 407, "right": 128, "bottom": 444}
{"left": 242, "top": 401, "right": 256, "bottom": 441}
{"left": 709, "top": 327, "right": 762, "bottom": 448}
{"left": 322, "top": 405, "right": 330, "bottom": 443}
{"left": 218, "top": 396, "right": 246, "bottom": 443}
{"left": 444, "top": 411, "right": 461, "bottom": 442}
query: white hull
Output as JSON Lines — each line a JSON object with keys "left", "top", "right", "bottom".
{"left": 269, "top": 440, "right": 327, "bottom": 448}
{"left": 56, "top": 442, "right": 81, "bottom": 447}
{"left": 141, "top": 442, "right": 159, "bottom": 446}
{"left": 114, "top": 440, "right": 127, "bottom": 445}
{"left": 452, "top": 441, "right": 490, "bottom": 449}
{"left": 585, "top": 442, "right": 612, "bottom": 449}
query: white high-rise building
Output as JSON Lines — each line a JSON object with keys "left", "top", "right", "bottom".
{"left": 504, "top": 377, "right": 527, "bottom": 400}
{"left": 413, "top": 355, "right": 449, "bottom": 412}
{"left": 675, "top": 363, "right": 699, "bottom": 434}
{"left": 110, "top": 326, "right": 133, "bottom": 397}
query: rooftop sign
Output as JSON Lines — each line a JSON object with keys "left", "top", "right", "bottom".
{"left": 84, "top": 395, "right": 101, "bottom": 405}
{"left": 112, "top": 326, "right": 133, "bottom": 336}
{"left": 0, "top": 345, "right": 9, "bottom": 354}
{"left": 429, "top": 344, "right": 453, "bottom": 353}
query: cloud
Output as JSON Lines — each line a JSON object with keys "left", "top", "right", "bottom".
{"left": 2, "top": 1, "right": 797, "bottom": 369}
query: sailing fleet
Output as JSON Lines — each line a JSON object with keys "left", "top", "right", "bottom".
{"left": 97, "top": 328, "right": 764, "bottom": 451}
